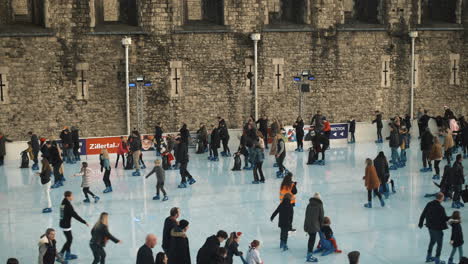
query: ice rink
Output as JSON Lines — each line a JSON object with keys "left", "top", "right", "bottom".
{"left": 0, "top": 139, "right": 467, "bottom": 264}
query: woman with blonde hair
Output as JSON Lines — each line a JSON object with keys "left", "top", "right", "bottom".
{"left": 90, "top": 212, "right": 121, "bottom": 264}
{"left": 363, "top": 158, "right": 385, "bottom": 208}
{"left": 100, "top": 148, "right": 112, "bottom": 193}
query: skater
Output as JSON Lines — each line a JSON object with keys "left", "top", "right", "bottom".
{"left": 20, "top": 141, "right": 33, "bottom": 168}
{"left": 89, "top": 212, "right": 122, "bottom": 264}
{"left": 36, "top": 158, "right": 53, "bottom": 213}
{"left": 71, "top": 127, "right": 80, "bottom": 161}
{"left": 175, "top": 137, "right": 196, "bottom": 188}
{"left": 450, "top": 154, "right": 465, "bottom": 209}
{"left": 73, "top": 162, "right": 100, "bottom": 203}
{"left": 373, "top": 151, "right": 392, "bottom": 198}
{"left": 429, "top": 136, "right": 444, "bottom": 180}
{"left": 219, "top": 122, "right": 231, "bottom": 157}
{"left": 38, "top": 228, "right": 67, "bottom": 264}
{"left": 320, "top": 217, "right": 342, "bottom": 254}
{"left": 139, "top": 151, "right": 147, "bottom": 169}
{"left": 225, "top": 232, "right": 245, "bottom": 264}
{"left": 0, "top": 132, "right": 12, "bottom": 166}
{"left": 155, "top": 252, "right": 168, "bottom": 264}
{"left": 348, "top": 118, "right": 356, "bottom": 143}
{"left": 161, "top": 147, "right": 174, "bottom": 170}
{"left": 447, "top": 211, "right": 464, "bottom": 264}
{"left": 280, "top": 172, "right": 297, "bottom": 206}
{"left": 275, "top": 133, "right": 287, "bottom": 178}
{"left": 293, "top": 116, "right": 305, "bottom": 152}
{"left": 28, "top": 131, "right": 40, "bottom": 170}
{"left": 245, "top": 240, "right": 263, "bottom": 264}
{"left": 168, "top": 219, "right": 191, "bottom": 264}
{"left": 129, "top": 131, "right": 142, "bottom": 176}
{"left": 100, "top": 148, "right": 113, "bottom": 193}
{"left": 136, "top": 234, "right": 157, "bottom": 264}
{"left": 115, "top": 137, "right": 128, "bottom": 168}
{"left": 196, "top": 230, "right": 228, "bottom": 264}
{"left": 421, "top": 127, "right": 434, "bottom": 172}
{"left": 304, "top": 192, "right": 324, "bottom": 262}
{"left": 210, "top": 125, "right": 220, "bottom": 161}
{"left": 162, "top": 207, "right": 180, "bottom": 253}
{"left": 322, "top": 117, "right": 331, "bottom": 139}
{"left": 372, "top": 110, "right": 383, "bottom": 143}
{"left": 443, "top": 127, "right": 455, "bottom": 164}
{"left": 419, "top": 192, "right": 450, "bottom": 264}
{"left": 388, "top": 123, "right": 401, "bottom": 170}
{"left": 50, "top": 141, "right": 64, "bottom": 188}
{"left": 155, "top": 123, "right": 164, "bottom": 155}
{"left": 256, "top": 115, "right": 269, "bottom": 149}
{"left": 251, "top": 142, "right": 265, "bottom": 184}
{"left": 60, "top": 128, "right": 74, "bottom": 164}
{"left": 196, "top": 123, "right": 208, "bottom": 154}
{"left": 363, "top": 158, "right": 385, "bottom": 208}
{"left": 271, "top": 193, "right": 294, "bottom": 251}
{"left": 59, "top": 191, "right": 89, "bottom": 260}
{"left": 145, "top": 159, "right": 169, "bottom": 201}
{"left": 179, "top": 123, "right": 190, "bottom": 152}
{"left": 312, "top": 134, "right": 329, "bottom": 165}
{"left": 419, "top": 110, "right": 431, "bottom": 138}
{"left": 311, "top": 110, "right": 324, "bottom": 133}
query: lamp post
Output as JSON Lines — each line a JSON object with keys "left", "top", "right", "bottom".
{"left": 409, "top": 31, "right": 418, "bottom": 120}
{"left": 250, "top": 33, "right": 261, "bottom": 121}
{"left": 121, "top": 36, "right": 132, "bottom": 135}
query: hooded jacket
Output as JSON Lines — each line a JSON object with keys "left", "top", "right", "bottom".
{"left": 38, "top": 235, "right": 62, "bottom": 264}
{"left": 196, "top": 235, "right": 220, "bottom": 264}
{"left": 373, "top": 155, "right": 389, "bottom": 184}
{"left": 304, "top": 198, "right": 324, "bottom": 233}
{"left": 418, "top": 200, "right": 449, "bottom": 230}
{"left": 420, "top": 130, "right": 434, "bottom": 151}
{"left": 449, "top": 220, "right": 464, "bottom": 247}
{"left": 59, "top": 198, "right": 87, "bottom": 229}
{"left": 168, "top": 227, "right": 191, "bottom": 264}
{"left": 271, "top": 198, "right": 294, "bottom": 229}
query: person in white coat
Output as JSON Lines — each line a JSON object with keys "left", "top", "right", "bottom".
{"left": 73, "top": 162, "right": 100, "bottom": 203}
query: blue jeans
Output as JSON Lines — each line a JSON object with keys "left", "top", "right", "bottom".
{"left": 66, "top": 148, "right": 75, "bottom": 162}
{"left": 391, "top": 148, "right": 400, "bottom": 163}
{"left": 400, "top": 149, "right": 407, "bottom": 162}
{"left": 428, "top": 229, "right": 444, "bottom": 258}
{"left": 449, "top": 246, "right": 463, "bottom": 261}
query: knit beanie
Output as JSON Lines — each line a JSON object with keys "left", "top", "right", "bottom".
{"left": 179, "top": 219, "right": 189, "bottom": 230}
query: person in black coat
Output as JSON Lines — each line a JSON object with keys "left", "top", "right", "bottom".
{"left": 389, "top": 124, "right": 401, "bottom": 169}
{"left": 374, "top": 151, "right": 392, "bottom": 195}
{"left": 162, "top": 208, "right": 180, "bottom": 253}
{"left": 210, "top": 126, "right": 221, "bottom": 161}
{"left": 90, "top": 212, "right": 121, "bottom": 264}
{"left": 420, "top": 128, "right": 434, "bottom": 171}
{"left": 256, "top": 115, "right": 269, "bottom": 149}
{"left": 28, "top": 131, "right": 40, "bottom": 170}
{"left": 348, "top": 118, "right": 356, "bottom": 143}
{"left": 136, "top": 234, "right": 157, "bottom": 264}
{"left": 154, "top": 123, "right": 164, "bottom": 155}
{"left": 451, "top": 154, "right": 465, "bottom": 209}
{"left": 372, "top": 110, "right": 383, "bottom": 142}
{"left": 179, "top": 124, "right": 190, "bottom": 151}
{"left": 219, "top": 122, "right": 231, "bottom": 157}
{"left": 224, "top": 232, "right": 244, "bottom": 264}
{"left": 448, "top": 211, "right": 464, "bottom": 264}
{"left": 293, "top": 117, "right": 305, "bottom": 152}
{"left": 71, "top": 127, "right": 80, "bottom": 161}
{"left": 271, "top": 194, "right": 294, "bottom": 251}
{"left": 168, "top": 220, "right": 191, "bottom": 264}
{"left": 49, "top": 141, "right": 64, "bottom": 188}
{"left": 175, "top": 138, "right": 195, "bottom": 188}
{"left": 196, "top": 230, "right": 228, "bottom": 264}
{"left": 419, "top": 192, "right": 450, "bottom": 263}
{"left": 60, "top": 128, "right": 75, "bottom": 164}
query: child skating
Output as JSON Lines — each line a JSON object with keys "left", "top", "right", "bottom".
{"left": 270, "top": 193, "right": 294, "bottom": 251}
{"left": 100, "top": 148, "right": 113, "bottom": 193}
{"left": 145, "top": 160, "right": 169, "bottom": 201}
{"left": 448, "top": 211, "right": 464, "bottom": 264}
{"left": 73, "top": 162, "right": 100, "bottom": 203}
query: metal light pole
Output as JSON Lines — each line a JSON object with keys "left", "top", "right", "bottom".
{"left": 409, "top": 31, "right": 418, "bottom": 120}
{"left": 122, "top": 36, "right": 132, "bottom": 135}
{"left": 250, "top": 33, "right": 261, "bottom": 121}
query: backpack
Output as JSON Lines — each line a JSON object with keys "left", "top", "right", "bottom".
{"left": 20, "top": 152, "right": 29, "bottom": 168}
{"left": 232, "top": 155, "right": 242, "bottom": 171}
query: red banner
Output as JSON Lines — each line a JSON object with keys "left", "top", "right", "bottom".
{"left": 85, "top": 137, "right": 122, "bottom": 155}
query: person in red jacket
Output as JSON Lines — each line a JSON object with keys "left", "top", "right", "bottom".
{"left": 322, "top": 117, "right": 331, "bottom": 139}
{"left": 115, "top": 137, "right": 128, "bottom": 168}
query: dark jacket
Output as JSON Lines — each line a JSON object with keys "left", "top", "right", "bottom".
{"left": 38, "top": 235, "right": 59, "bottom": 264}
{"left": 59, "top": 198, "right": 86, "bottom": 229}
{"left": 155, "top": 126, "right": 163, "bottom": 139}
{"left": 256, "top": 119, "right": 268, "bottom": 133}
{"left": 61, "top": 130, "right": 73, "bottom": 147}
{"left": 39, "top": 167, "right": 51, "bottom": 185}
{"left": 419, "top": 114, "right": 431, "bottom": 128}
{"left": 348, "top": 120, "right": 356, "bottom": 133}
{"left": 211, "top": 128, "right": 221, "bottom": 149}
{"left": 449, "top": 220, "right": 464, "bottom": 247}
{"left": 0, "top": 135, "right": 12, "bottom": 156}
{"left": 49, "top": 146, "right": 62, "bottom": 166}
{"left": 168, "top": 227, "right": 191, "bottom": 264}
{"left": 374, "top": 156, "right": 389, "bottom": 184}
{"left": 321, "top": 225, "right": 334, "bottom": 240}
{"left": 90, "top": 223, "right": 119, "bottom": 247}
{"left": 294, "top": 120, "right": 305, "bottom": 138}
{"left": 31, "top": 134, "right": 40, "bottom": 152}
{"left": 271, "top": 198, "right": 294, "bottom": 230}
{"left": 136, "top": 244, "right": 155, "bottom": 264}
{"left": 40, "top": 143, "right": 50, "bottom": 161}
{"left": 180, "top": 127, "right": 190, "bottom": 144}
{"left": 197, "top": 235, "right": 220, "bottom": 264}
{"left": 250, "top": 147, "right": 264, "bottom": 164}
{"left": 224, "top": 241, "right": 242, "bottom": 264}
{"left": 451, "top": 161, "right": 465, "bottom": 186}
{"left": 420, "top": 131, "right": 434, "bottom": 151}
{"left": 304, "top": 198, "right": 324, "bottom": 233}
{"left": 175, "top": 142, "right": 188, "bottom": 164}
{"left": 219, "top": 126, "right": 229, "bottom": 141}
{"left": 418, "top": 200, "right": 449, "bottom": 230}
{"left": 372, "top": 114, "right": 383, "bottom": 128}
{"left": 162, "top": 217, "right": 178, "bottom": 252}
{"left": 71, "top": 130, "right": 80, "bottom": 145}
{"left": 389, "top": 127, "right": 400, "bottom": 148}
{"left": 130, "top": 136, "right": 142, "bottom": 152}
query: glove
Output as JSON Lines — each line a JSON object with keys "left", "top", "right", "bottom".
{"left": 418, "top": 223, "right": 423, "bottom": 229}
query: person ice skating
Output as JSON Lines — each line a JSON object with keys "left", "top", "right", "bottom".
{"left": 256, "top": 115, "right": 269, "bottom": 149}
{"left": 20, "top": 141, "right": 33, "bottom": 168}
{"left": 90, "top": 212, "right": 122, "bottom": 264}
{"left": 115, "top": 136, "right": 128, "bottom": 168}
{"left": 271, "top": 193, "right": 294, "bottom": 251}
{"left": 304, "top": 192, "right": 324, "bottom": 262}
{"left": 168, "top": 219, "right": 191, "bottom": 264}
{"left": 71, "top": 127, "right": 80, "bottom": 161}
{"left": 28, "top": 131, "right": 40, "bottom": 170}
{"left": 196, "top": 230, "right": 228, "bottom": 264}
{"left": 179, "top": 123, "right": 190, "bottom": 152}
{"left": 38, "top": 228, "right": 67, "bottom": 264}
{"left": 311, "top": 111, "right": 324, "bottom": 133}
{"left": 245, "top": 240, "right": 263, "bottom": 264}
{"left": 219, "top": 122, "right": 231, "bottom": 157}
{"left": 196, "top": 123, "right": 208, "bottom": 154}
{"left": 145, "top": 159, "right": 168, "bottom": 201}
{"left": 224, "top": 232, "right": 245, "bottom": 264}
{"left": 280, "top": 172, "right": 297, "bottom": 206}
{"left": 372, "top": 110, "right": 383, "bottom": 143}
{"left": 293, "top": 116, "right": 305, "bottom": 152}
{"left": 389, "top": 123, "right": 401, "bottom": 170}
{"left": 155, "top": 123, "right": 164, "bottom": 156}
{"left": 430, "top": 136, "right": 444, "bottom": 180}
{"left": 60, "top": 127, "right": 75, "bottom": 164}
{"left": 450, "top": 154, "right": 465, "bottom": 209}
{"left": 251, "top": 141, "right": 265, "bottom": 184}
{"left": 322, "top": 117, "right": 331, "bottom": 139}
{"left": 363, "top": 158, "right": 385, "bottom": 208}
{"left": 348, "top": 251, "right": 360, "bottom": 264}
{"left": 136, "top": 234, "right": 157, "bottom": 264}
{"left": 419, "top": 192, "right": 450, "bottom": 264}
{"left": 443, "top": 127, "right": 455, "bottom": 164}
{"left": 36, "top": 158, "right": 53, "bottom": 213}
{"left": 155, "top": 252, "right": 168, "bottom": 264}
{"left": 348, "top": 118, "right": 356, "bottom": 143}
{"left": 419, "top": 110, "right": 431, "bottom": 138}
{"left": 373, "top": 151, "right": 393, "bottom": 198}
{"left": 275, "top": 133, "right": 287, "bottom": 178}
{"left": 210, "top": 125, "right": 220, "bottom": 161}
{"left": 100, "top": 148, "right": 113, "bottom": 193}
{"left": 212, "top": 248, "right": 228, "bottom": 264}
{"left": 0, "top": 132, "right": 12, "bottom": 166}
{"left": 162, "top": 208, "right": 180, "bottom": 253}
{"left": 73, "top": 162, "right": 100, "bottom": 203}
{"left": 175, "top": 137, "right": 196, "bottom": 188}
{"left": 421, "top": 127, "right": 434, "bottom": 172}
{"left": 59, "top": 191, "right": 89, "bottom": 260}
{"left": 129, "top": 131, "right": 143, "bottom": 176}
{"left": 319, "top": 217, "right": 342, "bottom": 254}
{"left": 312, "top": 134, "right": 329, "bottom": 165}
{"left": 447, "top": 211, "right": 464, "bottom": 264}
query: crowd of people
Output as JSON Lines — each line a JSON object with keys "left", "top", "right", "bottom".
{"left": 0, "top": 106, "right": 467, "bottom": 264}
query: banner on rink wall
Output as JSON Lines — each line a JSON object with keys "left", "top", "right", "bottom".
{"left": 330, "top": 124, "right": 348, "bottom": 139}
{"left": 57, "top": 139, "right": 87, "bottom": 155}
{"left": 85, "top": 137, "right": 122, "bottom": 155}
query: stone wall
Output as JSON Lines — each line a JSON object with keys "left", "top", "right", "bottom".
{"left": 0, "top": 0, "right": 467, "bottom": 140}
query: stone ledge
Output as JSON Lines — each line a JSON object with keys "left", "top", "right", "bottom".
{"left": 414, "top": 27, "right": 464, "bottom": 31}
{"left": 0, "top": 32, "right": 55, "bottom": 37}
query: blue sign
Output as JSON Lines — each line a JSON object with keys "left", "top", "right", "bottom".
{"left": 129, "top": 83, "right": 136, "bottom": 87}
{"left": 330, "top": 124, "right": 348, "bottom": 139}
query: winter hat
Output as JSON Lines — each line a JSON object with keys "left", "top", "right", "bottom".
{"left": 313, "top": 192, "right": 321, "bottom": 200}
{"left": 40, "top": 137, "right": 46, "bottom": 142}
{"left": 236, "top": 232, "right": 242, "bottom": 237}
{"left": 179, "top": 219, "right": 189, "bottom": 230}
